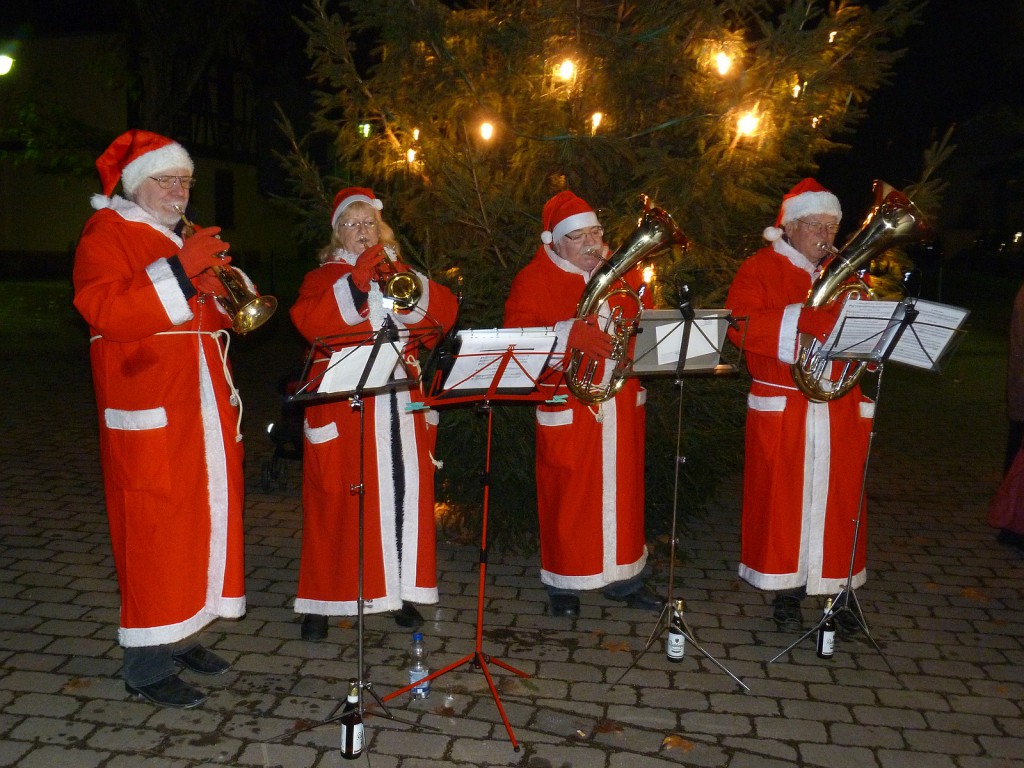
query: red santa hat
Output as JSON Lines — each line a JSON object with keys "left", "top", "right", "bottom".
{"left": 540, "top": 190, "right": 601, "bottom": 245}
{"left": 331, "top": 186, "right": 383, "bottom": 228}
{"left": 763, "top": 177, "right": 842, "bottom": 242}
{"left": 95, "top": 130, "right": 193, "bottom": 198}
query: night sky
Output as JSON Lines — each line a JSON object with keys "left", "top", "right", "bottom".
{"left": 3, "top": 0, "right": 1019, "bottom": 208}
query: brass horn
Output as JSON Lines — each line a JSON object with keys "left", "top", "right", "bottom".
{"left": 374, "top": 246, "right": 422, "bottom": 312}
{"left": 565, "top": 196, "right": 688, "bottom": 405}
{"left": 791, "top": 180, "right": 931, "bottom": 401}
{"left": 175, "top": 207, "right": 278, "bottom": 334}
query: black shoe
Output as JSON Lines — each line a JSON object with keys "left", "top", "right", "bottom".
{"left": 549, "top": 593, "right": 580, "bottom": 617}
{"left": 394, "top": 602, "right": 424, "bottom": 629}
{"left": 301, "top": 614, "right": 329, "bottom": 642}
{"left": 173, "top": 645, "right": 231, "bottom": 676}
{"left": 772, "top": 594, "right": 804, "bottom": 632}
{"left": 997, "top": 528, "right": 1024, "bottom": 552}
{"left": 605, "top": 584, "right": 664, "bottom": 613}
{"left": 126, "top": 675, "right": 207, "bottom": 709}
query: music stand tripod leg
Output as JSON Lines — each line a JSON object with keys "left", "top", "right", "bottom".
{"left": 382, "top": 403, "right": 527, "bottom": 751}
{"left": 768, "top": 365, "right": 894, "bottom": 673}
{"left": 614, "top": 373, "right": 747, "bottom": 690}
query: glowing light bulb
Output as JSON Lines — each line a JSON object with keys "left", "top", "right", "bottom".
{"left": 407, "top": 148, "right": 417, "bottom": 163}
{"left": 558, "top": 59, "right": 575, "bottom": 81}
{"left": 590, "top": 112, "right": 603, "bottom": 134}
{"left": 715, "top": 51, "right": 732, "bottom": 76}
{"left": 828, "top": 31, "right": 837, "bottom": 44}
{"left": 412, "top": 128, "right": 420, "bottom": 141}
{"left": 358, "top": 123, "right": 371, "bottom": 138}
{"left": 0, "top": 55, "right": 13, "bottom": 76}
{"left": 737, "top": 111, "right": 760, "bottom": 137}
{"left": 480, "top": 122, "right": 494, "bottom": 141}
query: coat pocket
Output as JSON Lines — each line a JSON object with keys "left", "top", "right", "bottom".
{"left": 103, "top": 407, "right": 172, "bottom": 492}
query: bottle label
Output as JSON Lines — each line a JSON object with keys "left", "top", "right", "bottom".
{"left": 667, "top": 630, "right": 685, "bottom": 661}
{"left": 817, "top": 628, "right": 835, "bottom": 658}
{"left": 341, "top": 720, "right": 363, "bottom": 758}
{"left": 410, "top": 667, "right": 431, "bottom": 698}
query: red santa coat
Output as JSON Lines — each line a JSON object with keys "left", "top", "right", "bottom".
{"left": 504, "top": 244, "right": 651, "bottom": 591}
{"left": 73, "top": 197, "right": 246, "bottom": 648}
{"left": 291, "top": 251, "right": 458, "bottom": 616}
{"left": 726, "top": 240, "right": 873, "bottom": 595}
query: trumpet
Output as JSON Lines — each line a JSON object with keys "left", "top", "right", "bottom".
{"left": 175, "top": 206, "right": 278, "bottom": 334}
{"left": 374, "top": 246, "right": 422, "bottom": 312}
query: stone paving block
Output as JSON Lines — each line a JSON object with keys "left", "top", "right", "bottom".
{"left": 12, "top": 745, "right": 107, "bottom": 768}
{"left": 799, "top": 743, "right": 878, "bottom": 768}
{"left": 754, "top": 715, "right": 828, "bottom": 742}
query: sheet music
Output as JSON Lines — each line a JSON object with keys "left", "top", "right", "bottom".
{"left": 819, "top": 300, "right": 907, "bottom": 361}
{"left": 317, "top": 344, "right": 401, "bottom": 394}
{"left": 442, "top": 327, "right": 556, "bottom": 393}
{"left": 654, "top": 318, "right": 719, "bottom": 365}
{"left": 888, "top": 299, "right": 970, "bottom": 370}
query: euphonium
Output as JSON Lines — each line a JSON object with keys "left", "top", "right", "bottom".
{"left": 374, "top": 246, "right": 422, "bottom": 312}
{"left": 565, "top": 196, "right": 688, "bottom": 405}
{"left": 792, "top": 180, "right": 931, "bottom": 401}
{"left": 175, "top": 207, "right": 278, "bottom": 334}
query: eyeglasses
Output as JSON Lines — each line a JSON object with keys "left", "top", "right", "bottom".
{"left": 339, "top": 220, "right": 378, "bottom": 231}
{"left": 563, "top": 227, "right": 604, "bottom": 243}
{"left": 798, "top": 219, "right": 840, "bottom": 235}
{"left": 149, "top": 176, "right": 197, "bottom": 190}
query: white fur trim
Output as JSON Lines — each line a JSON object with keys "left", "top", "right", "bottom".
{"left": 331, "top": 194, "right": 383, "bottom": 228}
{"left": 120, "top": 143, "right": 193, "bottom": 196}
{"left": 748, "top": 393, "right": 786, "bottom": 412}
{"left": 551, "top": 211, "right": 600, "bottom": 243}
{"left": 860, "top": 400, "right": 875, "bottom": 419}
{"left": 104, "top": 407, "right": 168, "bottom": 430}
{"left": 781, "top": 190, "right": 842, "bottom": 226}
{"left": 146, "top": 258, "right": 193, "bottom": 325}
{"left": 536, "top": 408, "right": 573, "bottom": 427}
{"left": 303, "top": 419, "right": 339, "bottom": 444}
{"left": 779, "top": 303, "right": 803, "bottom": 364}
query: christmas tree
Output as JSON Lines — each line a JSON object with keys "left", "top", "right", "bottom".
{"left": 279, "top": 0, "right": 926, "bottom": 544}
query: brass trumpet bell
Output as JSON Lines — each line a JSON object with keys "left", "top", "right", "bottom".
{"left": 175, "top": 206, "right": 278, "bottom": 334}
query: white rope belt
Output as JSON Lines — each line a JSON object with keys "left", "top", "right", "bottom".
{"left": 751, "top": 377, "right": 799, "bottom": 392}
{"left": 90, "top": 329, "right": 244, "bottom": 441}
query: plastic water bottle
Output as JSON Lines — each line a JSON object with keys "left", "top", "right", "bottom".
{"left": 339, "top": 679, "right": 363, "bottom": 760}
{"left": 666, "top": 599, "right": 686, "bottom": 663}
{"left": 408, "top": 632, "right": 430, "bottom": 699}
{"left": 816, "top": 598, "right": 836, "bottom": 659}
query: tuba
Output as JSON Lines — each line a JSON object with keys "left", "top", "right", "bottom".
{"left": 565, "top": 196, "right": 688, "bottom": 404}
{"left": 175, "top": 207, "right": 278, "bottom": 334}
{"left": 792, "top": 180, "right": 931, "bottom": 401}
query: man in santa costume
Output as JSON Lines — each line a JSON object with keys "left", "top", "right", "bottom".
{"left": 290, "top": 187, "right": 458, "bottom": 641}
{"left": 726, "top": 178, "right": 872, "bottom": 636}
{"left": 73, "top": 130, "right": 248, "bottom": 708}
{"left": 504, "top": 190, "right": 662, "bottom": 617}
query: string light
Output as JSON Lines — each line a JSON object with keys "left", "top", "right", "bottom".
{"left": 0, "top": 55, "right": 13, "bottom": 76}
{"left": 714, "top": 51, "right": 732, "bottom": 76}
{"left": 479, "top": 122, "right": 494, "bottom": 141}
{"left": 407, "top": 148, "right": 417, "bottom": 163}
{"left": 557, "top": 59, "right": 576, "bottom": 81}
{"left": 590, "top": 112, "right": 603, "bottom": 135}
{"left": 828, "top": 31, "right": 838, "bottom": 44}
{"left": 412, "top": 128, "right": 420, "bottom": 141}
{"left": 736, "top": 110, "right": 760, "bottom": 138}
{"left": 357, "top": 123, "right": 371, "bottom": 138}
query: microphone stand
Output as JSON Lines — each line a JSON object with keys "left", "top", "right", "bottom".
{"left": 613, "top": 285, "right": 748, "bottom": 691}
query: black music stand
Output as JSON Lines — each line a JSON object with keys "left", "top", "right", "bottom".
{"left": 285, "top": 317, "right": 444, "bottom": 736}
{"left": 612, "top": 290, "right": 749, "bottom": 690}
{"left": 767, "top": 297, "right": 967, "bottom": 668}
{"left": 381, "top": 328, "right": 558, "bottom": 752}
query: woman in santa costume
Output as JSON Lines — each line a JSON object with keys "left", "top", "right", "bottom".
{"left": 73, "top": 130, "right": 249, "bottom": 708}
{"left": 504, "top": 190, "right": 662, "bottom": 618}
{"left": 726, "top": 178, "right": 873, "bottom": 637}
{"left": 291, "top": 187, "right": 458, "bottom": 641}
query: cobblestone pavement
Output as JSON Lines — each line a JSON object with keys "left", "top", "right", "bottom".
{"left": 1, "top": 297, "right": 1022, "bottom": 768}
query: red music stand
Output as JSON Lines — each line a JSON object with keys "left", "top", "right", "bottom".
{"left": 382, "top": 330, "right": 558, "bottom": 752}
